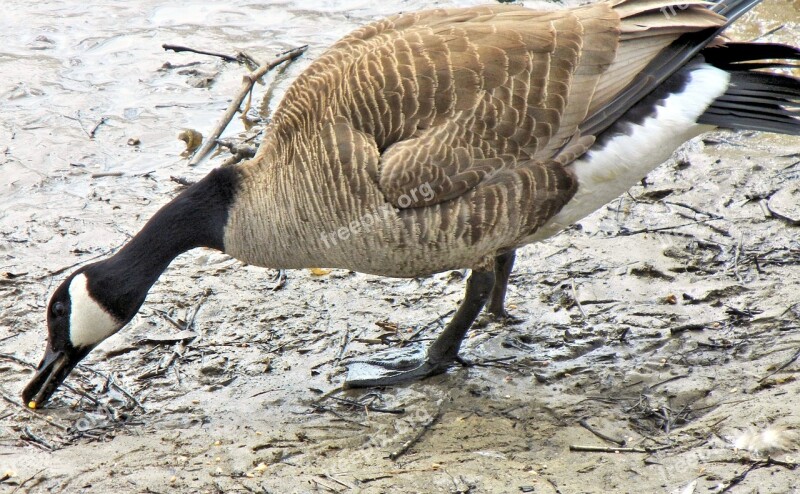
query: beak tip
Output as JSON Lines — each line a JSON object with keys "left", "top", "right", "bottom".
{"left": 21, "top": 349, "right": 70, "bottom": 410}
{"left": 21, "top": 383, "right": 36, "bottom": 406}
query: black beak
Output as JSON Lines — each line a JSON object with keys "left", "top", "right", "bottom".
{"left": 21, "top": 346, "right": 74, "bottom": 409}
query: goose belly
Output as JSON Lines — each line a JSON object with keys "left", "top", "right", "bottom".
{"left": 524, "top": 63, "right": 730, "bottom": 245}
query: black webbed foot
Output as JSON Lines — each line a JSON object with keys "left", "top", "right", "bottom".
{"left": 344, "top": 269, "right": 496, "bottom": 388}
{"left": 344, "top": 344, "right": 455, "bottom": 388}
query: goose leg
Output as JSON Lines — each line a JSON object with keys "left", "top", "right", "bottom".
{"left": 486, "top": 250, "right": 516, "bottom": 318}
{"left": 344, "top": 269, "right": 494, "bottom": 387}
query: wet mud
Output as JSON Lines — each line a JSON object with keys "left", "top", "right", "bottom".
{"left": 1, "top": 1, "right": 799, "bottom": 492}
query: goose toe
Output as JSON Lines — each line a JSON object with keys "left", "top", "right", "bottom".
{"left": 344, "top": 344, "right": 454, "bottom": 388}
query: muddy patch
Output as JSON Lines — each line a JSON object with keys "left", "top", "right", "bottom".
{"left": 2, "top": 1, "right": 799, "bottom": 493}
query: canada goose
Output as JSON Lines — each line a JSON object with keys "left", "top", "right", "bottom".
{"left": 22, "top": 0, "right": 799, "bottom": 408}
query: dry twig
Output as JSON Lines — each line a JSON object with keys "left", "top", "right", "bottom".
{"left": 189, "top": 45, "right": 308, "bottom": 166}
{"left": 571, "top": 278, "right": 587, "bottom": 320}
{"left": 758, "top": 345, "right": 800, "bottom": 383}
{"left": 569, "top": 445, "right": 650, "bottom": 453}
{"left": 10, "top": 468, "right": 46, "bottom": 494}
{"left": 22, "top": 427, "right": 55, "bottom": 450}
{"left": 389, "top": 408, "right": 443, "bottom": 461}
{"left": 162, "top": 43, "right": 239, "bottom": 62}
{"left": 578, "top": 419, "right": 626, "bottom": 446}
{"left": 0, "top": 393, "right": 68, "bottom": 431}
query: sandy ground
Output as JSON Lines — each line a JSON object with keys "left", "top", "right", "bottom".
{"left": 1, "top": 0, "right": 800, "bottom": 493}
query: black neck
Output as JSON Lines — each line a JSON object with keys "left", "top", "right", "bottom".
{"left": 85, "top": 166, "right": 240, "bottom": 322}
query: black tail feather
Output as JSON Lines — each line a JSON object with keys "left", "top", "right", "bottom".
{"left": 701, "top": 42, "right": 800, "bottom": 69}
{"left": 580, "top": 0, "right": 763, "bottom": 137}
{"left": 698, "top": 44, "right": 800, "bottom": 135}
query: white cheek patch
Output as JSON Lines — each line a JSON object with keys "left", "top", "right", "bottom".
{"left": 68, "top": 273, "right": 122, "bottom": 348}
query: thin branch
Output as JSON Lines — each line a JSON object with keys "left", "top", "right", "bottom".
{"left": 88, "top": 116, "right": 109, "bottom": 138}
{"left": 718, "top": 462, "right": 760, "bottom": 493}
{"left": 578, "top": 419, "right": 626, "bottom": 446}
{"left": 0, "top": 393, "right": 68, "bottom": 431}
{"left": 758, "top": 345, "right": 800, "bottom": 383}
{"left": 569, "top": 445, "right": 650, "bottom": 453}
{"left": 571, "top": 279, "right": 587, "bottom": 320}
{"left": 615, "top": 218, "right": 722, "bottom": 236}
{"left": 10, "top": 468, "right": 46, "bottom": 494}
{"left": 22, "top": 427, "right": 55, "bottom": 450}
{"left": 388, "top": 408, "right": 443, "bottom": 461}
{"left": 189, "top": 45, "right": 308, "bottom": 166}
{"left": 162, "top": 43, "right": 238, "bottom": 62}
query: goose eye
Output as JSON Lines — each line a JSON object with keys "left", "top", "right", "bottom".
{"left": 52, "top": 302, "right": 66, "bottom": 318}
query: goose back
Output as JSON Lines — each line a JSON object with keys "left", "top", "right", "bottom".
{"left": 223, "top": 0, "right": 726, "bottom": 277}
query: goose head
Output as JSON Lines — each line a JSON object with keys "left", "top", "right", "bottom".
{"left": 21, "top": 166, "right": 239, "bottom": 408}
{"left": 22, "top": 264, "right": 139, "bottom": 408}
